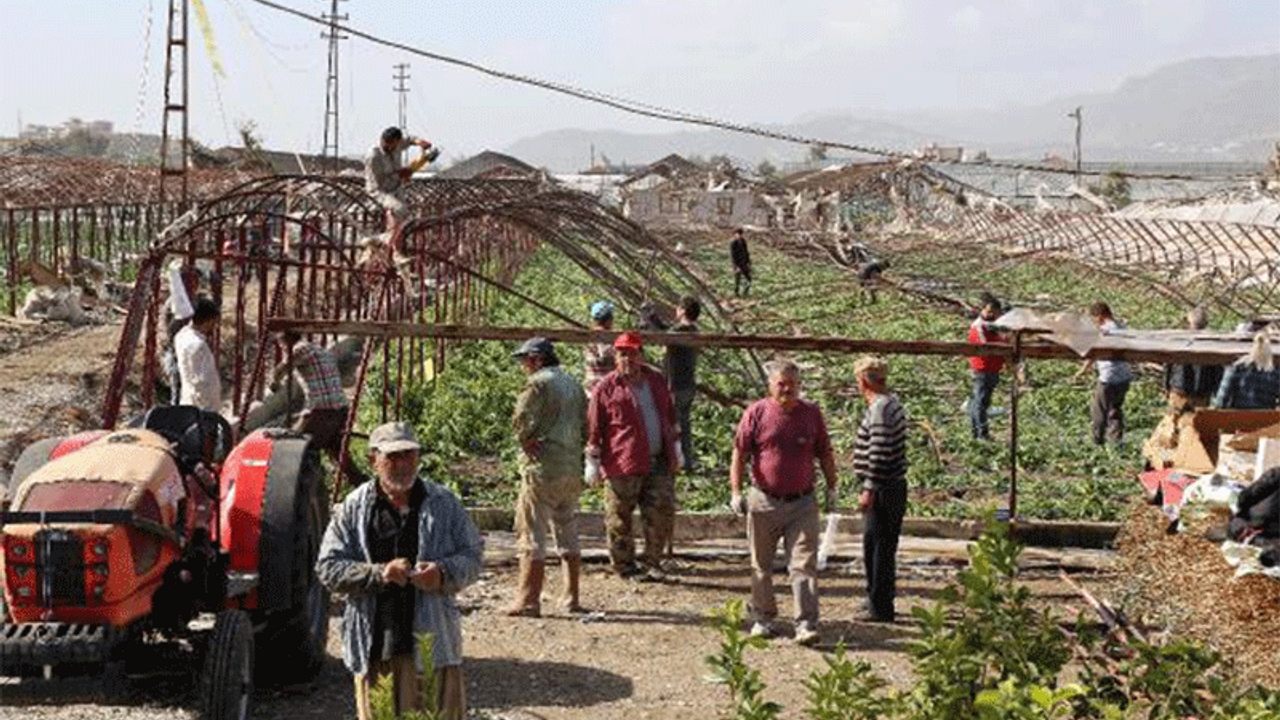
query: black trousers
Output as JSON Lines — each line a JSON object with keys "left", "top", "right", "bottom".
{"left": 863, "top": 483, "right": 907, "bottom": 620}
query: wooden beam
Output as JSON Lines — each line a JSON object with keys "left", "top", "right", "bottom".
{"left": 267, "top": 319, "right": 1262, "bottom": 365}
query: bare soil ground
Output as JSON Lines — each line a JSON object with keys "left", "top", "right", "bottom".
{"left": 0, "top": 316, "right": 1113, "bottom": 719}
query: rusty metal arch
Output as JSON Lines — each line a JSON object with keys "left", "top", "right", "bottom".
{"left": 102, "top": 174, "right": 759, "bottom": 433}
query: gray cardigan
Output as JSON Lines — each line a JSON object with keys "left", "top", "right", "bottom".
{"left": 316, "top": 478, "right": 482, "bottom": 675}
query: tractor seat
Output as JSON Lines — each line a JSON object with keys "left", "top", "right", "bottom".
{"left": 140, "top": 405, "right": 233, "bottom": 472}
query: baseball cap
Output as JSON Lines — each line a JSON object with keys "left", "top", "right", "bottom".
{"left": 368, "top": 421, "right": 421, "bottom": 453}
{"left": 614, "top": 331, "right": 644, "bottom": 351}
{"left": 513, "top": 337, "right": 555, "bottom": 358}
{"left": 590, "top": 300, "right": 615, "bottom": 321}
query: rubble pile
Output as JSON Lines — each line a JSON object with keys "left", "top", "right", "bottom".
{"left": 1116, "top": 503, "right": 1280, "bottom": 687}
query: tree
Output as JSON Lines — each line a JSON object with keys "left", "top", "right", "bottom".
{"left": 808, "top": 144, "right": 829, "bottom": 163}
{"left": 59, "top": 129, "right": 109, "bottom": 157}
{"left": 756, "top": 159, "right": 778, "bottom": 179}
{"left": 237, "top": 121, "right": 263, "bottom": 152}
{"left": 708, "top": 154, "right": 734, "bottom": 171}
{"left": 1089, "top": 168, "right": 1131, "bottom": 209}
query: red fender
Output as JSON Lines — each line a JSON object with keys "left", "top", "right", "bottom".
{"left": 219, "top": 428, "right": 315, "bottom": 612}
{"left": 219, "top": 430, "right": 275, "bottom": 575}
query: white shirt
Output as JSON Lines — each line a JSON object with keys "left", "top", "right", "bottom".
{"left": 175, "top": 324, "right": 221, "bottom": 412}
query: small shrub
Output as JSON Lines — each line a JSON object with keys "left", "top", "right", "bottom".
{"left": 704, "top": 600, "right": 782, "bottom": 720}
{"left": 803, "top": 645, "right": 902, "bottom": 719}
{"left": 369, "top": 633, "right": 441, "bottom": 720}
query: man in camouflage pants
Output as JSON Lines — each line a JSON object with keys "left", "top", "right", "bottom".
{"left": 586, "top": 332, "right": 681, "bottom": 582}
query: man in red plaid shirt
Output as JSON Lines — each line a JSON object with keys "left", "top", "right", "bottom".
{"left": 274, "top": 331, "right": 365, "bottom": 484}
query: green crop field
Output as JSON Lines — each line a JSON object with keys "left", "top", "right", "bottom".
{"left": 360, "top": 230, "right": 1207, "bottom": 522}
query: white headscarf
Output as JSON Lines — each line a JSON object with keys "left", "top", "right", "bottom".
{"left": 1239, "top": 331, "right": 1274, "bottom": 371}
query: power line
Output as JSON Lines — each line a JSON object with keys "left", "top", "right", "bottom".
{"left": 246, "top": 0, "right": 1259, "bottom": 182}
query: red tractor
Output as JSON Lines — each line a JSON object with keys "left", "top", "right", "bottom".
{"left": 0, "top": 405, "right": 329, "bottom": 720}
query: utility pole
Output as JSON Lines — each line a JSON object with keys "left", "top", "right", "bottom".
{"left": 159, "top": 0, "right": 189, "bottom": 207}
{"left": 1066, "top": 106, "right": 1082, "bottom": 186}
{"left": 393, "top": 63, "right": 411, "bottom": 131}
{"left": 321, "top": 0, "right": 348, "bottom": 173}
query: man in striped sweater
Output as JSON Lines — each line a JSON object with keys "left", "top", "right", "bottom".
{"left": 853, "top": 356, "right": 908, "bottom": 623}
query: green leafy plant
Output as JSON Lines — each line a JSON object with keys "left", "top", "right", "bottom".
{"left": 803, "top": 645, "right": 902, "bottom": 720}
{"left": 1074, "top": 633, "right": 1280, "bottom": 720}
{"left": 708, "top": 523, "right": 1280, "bottom": 719}
{"left": 903, "top": 520, "right": 1071, "bottom": 720}
{"left": 369, "top": 632, "right": 441, "bottom": 720}
{"left": 704, "top": 600, "right": 782, "bottom": 720}
{"left": 973, "top": 679, "right": 1087, "bottom": 720}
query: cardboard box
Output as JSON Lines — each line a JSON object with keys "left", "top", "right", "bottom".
{"left": 1218, "top": 434, "right": 1258, "bottom": 482}
{"left": 1257, "top": 437, "right": 1280, "bottom": 478}
{"left": 1169, "top": 410, "right": 1280, "bottom": 475}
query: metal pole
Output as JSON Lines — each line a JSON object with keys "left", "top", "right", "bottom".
{"left": 1067, "top": 106, "right": 1083, "bottom": 188}
{"left": 394, "top": 63, "right": 410, "bottom": 131}
{"left": 1009, "top": 330, "right": 1022, "bottom": 519}
{"left": 321, "top": 0, "right": 348, "bottom": 172}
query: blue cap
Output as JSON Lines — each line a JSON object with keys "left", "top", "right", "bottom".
{"left": 590, "top": 300, "right": 615, "bottom": 321}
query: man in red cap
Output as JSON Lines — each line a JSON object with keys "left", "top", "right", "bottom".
{"left": 586, "top": 331, "right": 681, "bottom": 580}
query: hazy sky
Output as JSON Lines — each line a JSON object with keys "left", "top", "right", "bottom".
{"left": 1, "top": 0, "right": 1276, "bottom": 163}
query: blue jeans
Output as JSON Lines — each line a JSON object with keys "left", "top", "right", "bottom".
{"left": 969, "top": 371, "right": 1001, "bottom": 440}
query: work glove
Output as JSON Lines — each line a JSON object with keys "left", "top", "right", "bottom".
{"left": 584, "top": 456, "right": 602, "bottom": 486}
{"left": 824, "top": 487, "right": 839, "bottom": 514}
{"left": 730, "top": 493, "right": 748, "bottom": 516}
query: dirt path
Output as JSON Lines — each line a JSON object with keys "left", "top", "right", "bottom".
{"left": 0, "top": 319, "right": 1114, "bottom": 719}
{"left": 455, "top": 534, "right": 1108, "bottom": 720}
{"left": 0, "top": 320, "right": 124, "bottom": 489}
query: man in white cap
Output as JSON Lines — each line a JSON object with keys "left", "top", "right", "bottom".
{"left": 317, "top": 421, "right": 482, "bottom": 720}
{"left": 506, "top": 337, "right": 588, "bottom": 617}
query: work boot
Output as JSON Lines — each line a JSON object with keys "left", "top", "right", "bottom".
{"left": 562, "top": 554, "right": 585, "bottom": 614}
{"left": 504, "top": 556, "right": 544, "bottom": 618}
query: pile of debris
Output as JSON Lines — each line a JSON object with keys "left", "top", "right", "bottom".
{"left": 1116, "top": 502, "right": 1280, "bottom": 687}
{"left": 1122, "top": 406, "right": 1280, "bottom": 686}
{"left": 14, "top": 258, "right": 128, "bottom": 325}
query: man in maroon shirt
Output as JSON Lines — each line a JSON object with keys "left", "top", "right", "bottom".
{"left": 586, "top": 332, "right": 681, "bottom": 581}
{"left": 729, "top": 359, "right": 839, "bottom": 646}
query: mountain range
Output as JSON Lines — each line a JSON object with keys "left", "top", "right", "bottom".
{"left": 505, "top": 54, "right": 1280, "bottom": 173}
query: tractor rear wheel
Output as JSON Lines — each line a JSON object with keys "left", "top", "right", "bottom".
{"left": 256, "top": 449, "right": 330, "bottom": 684}
{"left": 200, "top": 609, "right": 255, "bottom": 720}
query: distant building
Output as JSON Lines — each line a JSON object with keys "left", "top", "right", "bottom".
{"left": 1041, "top": 153, "right": 1072, "bottom": 171}
{"left": 209, "top": 146, "right": 362, "bottom": 174}
{"left": 20, "top": 118, "right": 114, "bottom": 140}
{"left": 437, "top": 150, "right": 539, "bottom": 180}
{"left": 19, "top": 124, "right": 55, "bottom": 141}
{"left": 619, "top": 154, "right": 771, "bottom": 228}
{"left": 918, "top": 143, "right": 963, "bottom": 162}
{"left": 554, "top": 173, "right": 625, "bottom": 207}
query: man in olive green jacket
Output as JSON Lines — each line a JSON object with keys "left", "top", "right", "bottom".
{"left": 506, "top": 337, "right": 589, "bottom": 616}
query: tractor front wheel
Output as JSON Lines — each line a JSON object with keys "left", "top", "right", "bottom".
{"left": 200, "top": 609, "right": 255, "bottom": 720}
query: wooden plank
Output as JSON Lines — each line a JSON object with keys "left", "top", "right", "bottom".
{"left": 266, "top": 319, "right": 1269, "bottom": 365}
